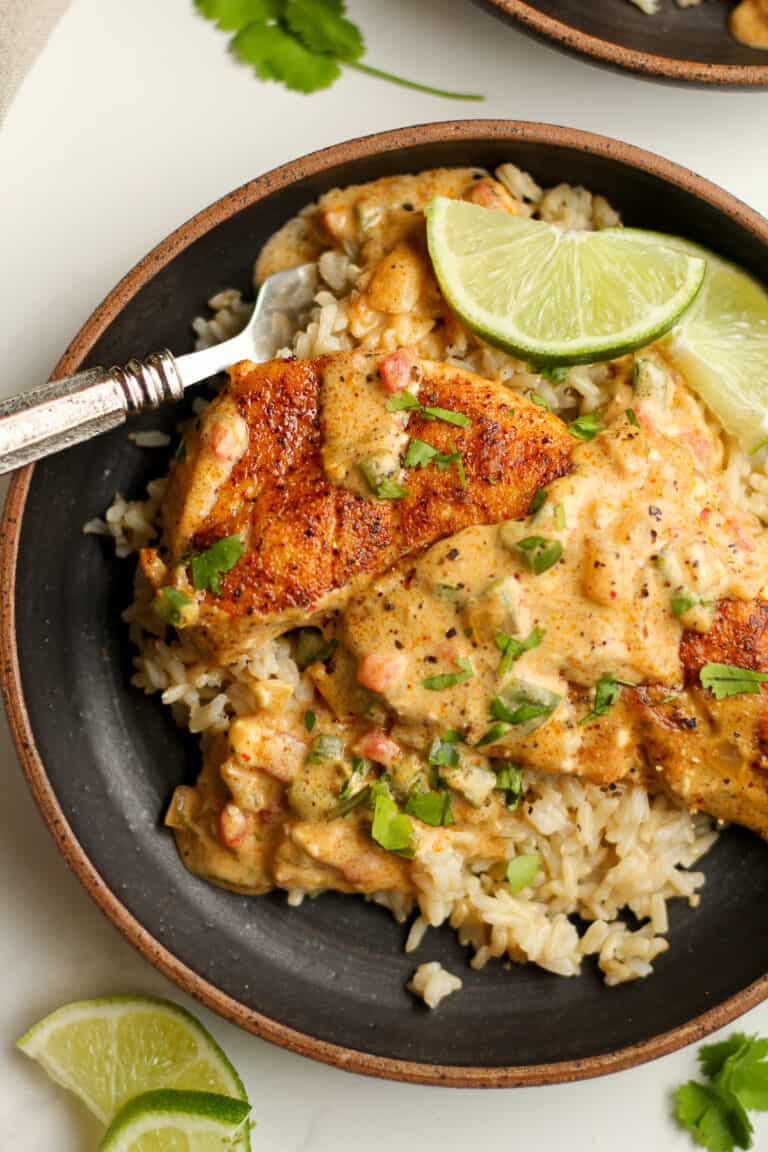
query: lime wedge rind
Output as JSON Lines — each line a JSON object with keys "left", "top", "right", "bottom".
{"left": 425, "top": 197, "right": 707, "bottom": 366}
{"left": 101, "top": 1089, "right": 250, "bottom": 1152}
{"left": 615, "top": 229, "right": 768, "bottom": 451}
{"left": 17, "top": 996, "right": 250, "bottom": 1149}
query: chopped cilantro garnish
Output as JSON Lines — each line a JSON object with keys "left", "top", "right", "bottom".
{"left": 154, "top": 587, "right": 193, "bottom": 628}
{"left": 506, "top": 853, "right": 540, "bottom": 894}
{"left": 516, "top": 536, "right": 562, "bottom": 575}
{"left": 359, "top": 458, "right": 407, "bottom": 500}
{"left": 495, "top": 762, "right": 523, "bottom": 810}
{"left": 495, "top": 627, "right": 545, "bottom": 676}
{"left": 370, "top": 780, "right": 415, "bottom": 856}
{"left": 476, "top": 722, "right": 508, "bottom": 747}
{"left": 579, "top": 674, "right": 624, "bottom": 725}
{"left": 385, "top": 391, "right": 421, "bottom": 412}
{"left": 625, "top": 407, "right": 639, "bottom": 427}
{"left": 303, "top": 710, "right": 316, "bottom": 732}
{"left": 385, "top": 392, "right": 470, "bottom": 428}
{"left": 187, "top": 534, "right": 243, "bottom": 595}
{"left": 422, "top": 656, "right": 473, "bottom": 691}
{"left": 490, "top": 681, "right": 561, "bottom": 730}
{"left": 529, "top": 391, "right": 551, "bottom": 410}
{"left": 404, "top": 438, "right": 437, "bottom": 468}
{"left": 421, "top": 405, "right": 471, "bottom": 428}
{"left": 568, "top": 412, "right": 604, "bottom": 441}
{"left": 329, "top": 783, "right": 371, "bottom": 820}
{"left": 528, "top": 487, "right": 547, "bottom": 515}
{"left": 405, "top": 789, "right": 454, "bottom": 827}
{"left": 700, "top": 663, "right": 768, "bottom": 700}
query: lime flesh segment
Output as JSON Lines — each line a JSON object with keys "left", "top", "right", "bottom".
{"left": 425, "top": 197, "right": 707, "bottom": 366}
{"left": 17, "top": 997, "right": 249, "bottom": 1148}
{"left": 100, "top": 1090, "right": 250, "bottom": 1152}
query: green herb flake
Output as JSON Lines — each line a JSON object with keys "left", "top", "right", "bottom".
{"left": 303, "top": 709, "right": 316, "bottom": 732}
{"left": 404, "top": 438, "right": 437, "bottom": 469}
{"left": 528, "top": 488, "right": 547, "bottom": 516}
{"left": 294, "top": 628, "right": 338, "bottom": 668}
{"left": 495, "top": 626, "right": 545, "bottom": 676}
{"left": 329, "top": 783, "right": 371, "bottom": 820}
{"left": 528, "top": 391, "right": 551, "bottom": 410}
{"left": 370, "top": 781, "right": 415, "bottom": 856}
{"left": 625, "top": 407, "right": 639, "bottom": 427}
{"left": 516, "top": 535, "right": 563, "bottom": 575}
{"left": 422, "top": 656, "right": 473, "bottom": 691}
{"left": 553, "top": 502, "right": 566, "bottom": 531}
{"left": 579, "top": 674, "right": 622, "bottom": 725}
{"left": 154, "top": 587, "right": 194, "bottom": 628}
{"left": 700, "top": 663, "right": 768, "bottom": 700}
{"left": 188, "top": 533, "right": 243, "bottom": 595}
{"left": 405, "top": 789, "right": 454, "bottom": 827}
{"left": 373, "top": 477, "right": 408, "bottom": 499}
{"left": 495, "top": 762, "right": 523, "bottom": 810}
{"left": 385, "top": 390, "right": 421, "bottom": 413}
{"left": 568, "top": 412, "right": 604, "bottom": 442}
{"left": 490, "top": 681, "right": 561, "bottom": 730}
{"left": 476, "top": 722, "right": 508, "bottom": 748}
{"left": 506, "top": 853, "right": 540, "bottom": 895}
{"left": 307, "top": 733, "right": 345, "bottom": 764}
{"left": 421, "top": 405, "right": 471, "bottom": 428}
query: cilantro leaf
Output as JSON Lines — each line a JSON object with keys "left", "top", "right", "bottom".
{"left": 579, "top": 674, "right": 622, "bottom": 725}
{"left": 329, "top": 783, "right": 371, "bottom": 820}
{"left": 568, "top": 412, "right": 604, "bottom": 441}
{"left": 495, "top": 626, "right": 545, "bottom": 675}
{"left": 421, "top": 405, "right": 471, "bottom": 428}
{"left": 231, "top": 20, "right": 340, "bottom": 92}
{"left": 626, "top": 407, "right": 639, "bottom": 427}
{"left": 303, "top": 709, "right": 316, "bottom": 732}
{"left": 528, "top": 487, "right": 547, "bottom": 515}
{"left": 540, "top": 365, "right": 569, "bottom": 384}
{"left": 494, "top": 761, "right": 523, "bottom": 810}
{"left": 475, "top": 722, "right": 508, "bottom": 747}
{"left": 405, "top": 789, "right": 454, "bottom": 827}
{"left": 188, "top": 534, "right": 243, "bottom": 595}
{"left": 370, "top": 781, "right": 415, "bottom": 856}
{"left": 404, "top": 438, "right": 438, "bottom": 469}
{"left": 490, "top": 681, "right": 560, "bottom": 730}
{"left": 700, "top": 663, "right": 768, "bottom": 700}
{"left": 713, "top": 1035, "right": 768, "bottom": 1114}
{"left": 422, "top": 656, "right": 473, "bottom": 691}
{"left": 194, "top": 0, "right": 281, "bottom": 29}
{"left": 385, "top": 391, "right": 421, "bottom": 412}
{"left": 675, "top": 1081, "right": 752, "bottom": 1152}
{"left": 284, "top": 0, "right": 364, "bottom": 60}
{"left": 515, "top": 535, "right": 562, "bottom": 575}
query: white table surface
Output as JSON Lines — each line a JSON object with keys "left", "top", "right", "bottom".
{"left": 2, "top": 1, "right": 768, "bottom": 1147}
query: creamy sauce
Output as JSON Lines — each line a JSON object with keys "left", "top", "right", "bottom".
{"left": 341, "top": 399, "right": 768, "bottom": 765}
{"left": 320, "top": 351, "right": 413, "bottom": 495}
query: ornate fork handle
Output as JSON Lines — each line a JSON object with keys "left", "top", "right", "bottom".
{"left": 0, "top": 350, "right": 184, "bottom": 475}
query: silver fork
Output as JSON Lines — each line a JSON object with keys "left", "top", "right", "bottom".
{"left": 0, "top": 264, "right": 318, "bottom": 475}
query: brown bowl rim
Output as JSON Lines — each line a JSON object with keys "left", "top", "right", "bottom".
{"left": 482, "top": 0, "right": 768, "bottom": 85}
{"left": 3, "top": 119, "right": 768, "bottom": 1088}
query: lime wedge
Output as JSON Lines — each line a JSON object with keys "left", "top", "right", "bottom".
{"left": 100, "top": 1089, "right": 250, "bottom": 1152}
{"left": 665, "top": 241, "right": 768, "bottom": 453}
{"left": 424, "top": 196, "right": 706, "bottom": 365}
{"left": 17, "top": 997, "right": 249, "bottom": 1148}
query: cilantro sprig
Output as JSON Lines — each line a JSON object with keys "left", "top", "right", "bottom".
{"left": 674, "top": 1032, "right": 768, "bottom": 1151}
{"left": 186, "top": 534, "right": 243, "bottom": 595}
{"left": 700, "top": 663, "right": 768, "bottom": 700}
{"left": 194, "top": 0, "right": 484, "bottom": 99}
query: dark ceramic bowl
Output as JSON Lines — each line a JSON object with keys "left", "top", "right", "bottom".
{"left": 3, "top": 121, "right": 768, "bottom": 1087}
{"left": 474, "top": 0, "right": 768, "bottom": 85}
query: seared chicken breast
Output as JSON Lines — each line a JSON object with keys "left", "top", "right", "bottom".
{"left": 140, "top": 349, "right": 573, "bottom": 660}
